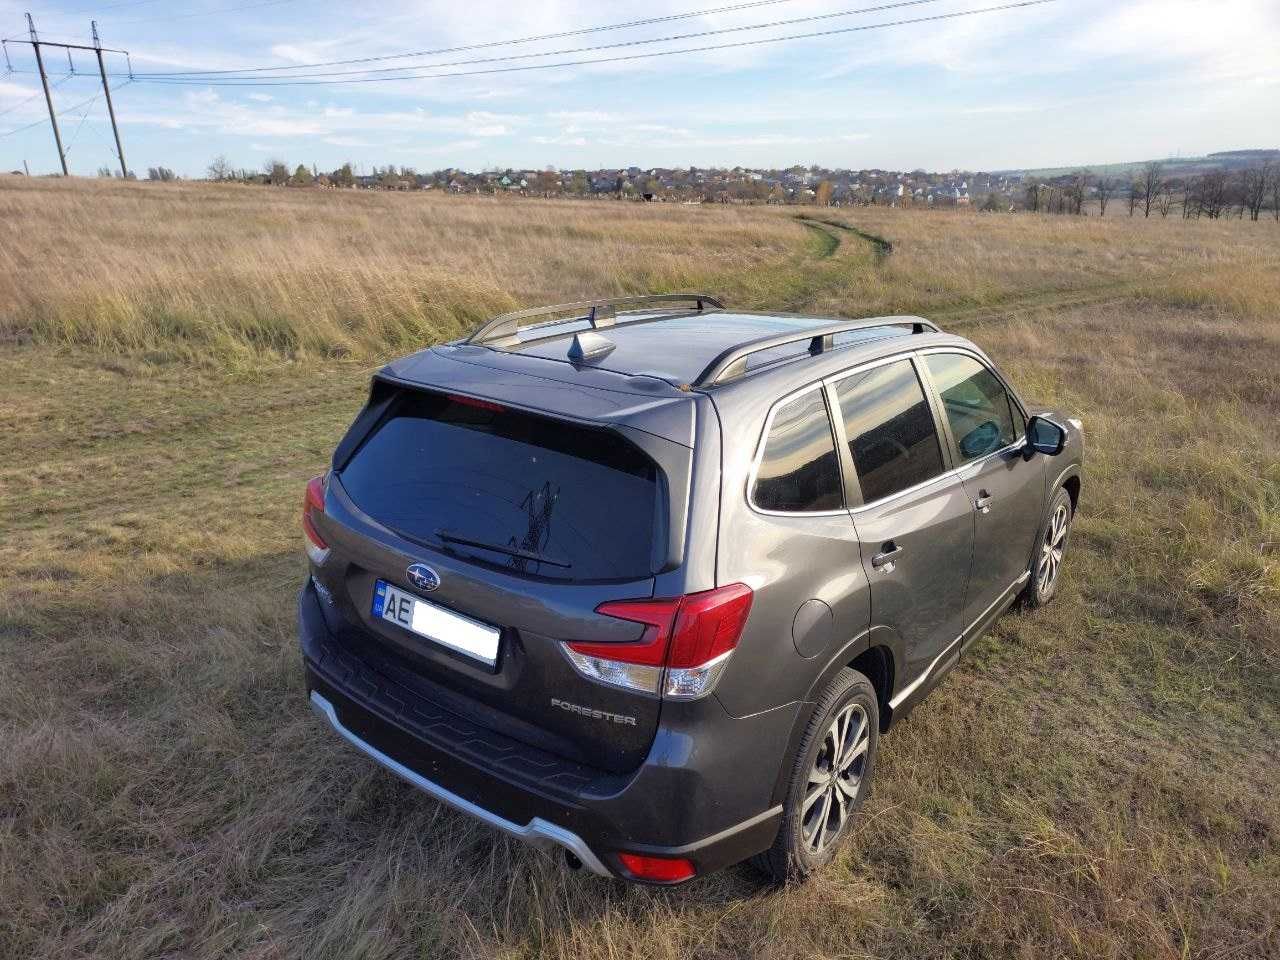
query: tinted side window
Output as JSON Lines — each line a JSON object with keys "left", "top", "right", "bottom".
{"left": 924, "top": 353, "right": 1020, "bottom": 462}
{"left": 836, "top": 359, "right": 946, "bottom": 504}
{"left": 752, "top": 389, "right": 842, "bottom": 512}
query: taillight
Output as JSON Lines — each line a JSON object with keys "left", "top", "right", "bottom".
{"left": 302, "top": 474, "right": 329, "bottom": 565}
{"left": 617, "top": 852, "right": 696, "bottom": 883}
{"left": 562, "top": 583, "right": 752, "bottom": 699}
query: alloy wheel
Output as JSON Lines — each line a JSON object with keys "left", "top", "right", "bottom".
{"left": 801, "top": 702, "right": 869, "bottom": 854}
{"left": 1037, "top": 502, "right": 1069, "bottom": 593}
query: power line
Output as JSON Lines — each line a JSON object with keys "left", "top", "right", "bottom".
{"left": 61, "top": 90, "right": 101, "bottom": 155}
{"left": 0, "top": 87, "right": 96, "bottom": 137}
{"left": 62, "top": 0, "right": 166, "bottom": 15}
{"left": 134, "top": 0, "right": 950, "bottom": 82}
{"left": 129, "top": 0, "right": 806, "bottom": 76}
{"left": 130, "top": 1, "right": 1059, "bottom": 88}
{"left": 0, "top": 72, "right": 72, "bottom": 117}
{"left": 114, "top": 0, "right": 305, "bottom": 26}
{"left": 0, "top": 113, "right": 50, "bottom": 137}
{"left": 0, "top": 79, "right": 131, "bottom": 139}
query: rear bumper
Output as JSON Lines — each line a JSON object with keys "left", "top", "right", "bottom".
{"left": 309, "top": 689, "right": 614, "bottom": 875}
{"left": 299, "top": 578, "right": 791, "bottom": 883}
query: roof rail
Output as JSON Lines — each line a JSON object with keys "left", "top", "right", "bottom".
{"left": 466, "top": 293, "right": 724, "bottom": 348}
{"left": 692, "top": 316, "right": 940, "bottom": 387}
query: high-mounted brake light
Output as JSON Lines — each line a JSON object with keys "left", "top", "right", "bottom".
{"left": 617, "top": 852, "right": 696, "bottom": 884}
{"left": 562, "top": 583, "right": 753, "bottom": 699}
{"left": 446, "top": 393, "right": 505, "bottom": 413}
{"left": 302, "top": 474, "right": 329, "bottom": 565}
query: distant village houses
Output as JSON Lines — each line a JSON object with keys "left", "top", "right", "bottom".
{"left": 188, "top": 150, "right": 1280, "bottom": 218}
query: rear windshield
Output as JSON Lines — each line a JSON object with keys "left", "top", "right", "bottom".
{"left": 339, "top": 391, "right": 661, "bottom": 582}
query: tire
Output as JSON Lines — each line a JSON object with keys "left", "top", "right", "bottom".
{"left": 753, "top": 667, "right": 879, "bottom": 883}
{"left": 1021, "top": 486, "right": 1073, "bottom": 608}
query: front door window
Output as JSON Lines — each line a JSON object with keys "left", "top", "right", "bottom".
{"left": 924, "top": 352, "right": 1020, "bottom": 461}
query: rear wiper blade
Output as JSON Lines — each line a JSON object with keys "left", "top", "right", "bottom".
{"left": 435, "top": 529, "right": 572, "bottom": 569}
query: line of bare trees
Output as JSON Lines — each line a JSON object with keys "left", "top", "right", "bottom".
{"left": 1028, "top": 160, "right": 1278, "bottom": 221}
{"left": 1024, "top": 174, "right": 1091, "bottom": 215}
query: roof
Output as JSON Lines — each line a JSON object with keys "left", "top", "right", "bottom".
{"left": 507, "top": 309, "right": 931, "bottom": 386}
{"left": 381, "top": 305, "right": 965, "bottom": 446}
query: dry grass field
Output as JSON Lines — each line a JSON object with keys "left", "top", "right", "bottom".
{"left": 1, "top": 176, "right": 1278, "bottom": 960}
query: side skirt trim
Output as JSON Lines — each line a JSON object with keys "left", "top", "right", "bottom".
{"left": 887, "top": 571, "right": 1029, "bottom": 710}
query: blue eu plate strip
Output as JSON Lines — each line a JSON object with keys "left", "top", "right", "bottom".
{"left": 372, "top": 580, "right": 387, "bottom": 617}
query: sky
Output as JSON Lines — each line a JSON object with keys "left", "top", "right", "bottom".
{"left": 1, "top": 0, "right": 1277, "bottom": 178}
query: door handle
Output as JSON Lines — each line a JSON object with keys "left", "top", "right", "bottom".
{"left": 975, "top": 490, "right": 994, "bottom": 514}
{"left": 871, "top": 542, "right": 903, "bottom": 570}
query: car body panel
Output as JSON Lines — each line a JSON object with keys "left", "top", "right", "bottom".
{"left": 311, "top": 477, "right": 667, "bottom": 773}
{"left": 299, "top": 304, "right": 1084, "bottom": 881}
{"left": 954, "top": 445, "right": 1045, "bottom": 624}
{"left": 386, "top": 343, "right": 699, "bottom": 446}
{"left": 850, "top": 472, "right": 975, "bottom": 688}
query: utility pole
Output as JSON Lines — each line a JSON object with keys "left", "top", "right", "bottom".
{"left": 92, "top": 21, "right": 127, "bottom": 178}
{"left": 27, "top": 13, "right": 68, "bottom": 176}
{"left": 16, "top": 14, "right": 132, "bottom": 178}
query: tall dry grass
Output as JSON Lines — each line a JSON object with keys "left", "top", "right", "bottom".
{"left": 1, "top": 179, "right": 1278, "bottom": 959}
{"left": 0, "top": 177, "right": 798, "bottom": 363}
{"left": 799, "top": 205, "right": 1280, "bottom": 323}
{"left": 5, "top": 176, "right": 1277, "bottom": 367}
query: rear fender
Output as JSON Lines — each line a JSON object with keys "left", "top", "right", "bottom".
{"left": 767, "top": 624, "right": 905, "bottom": 807}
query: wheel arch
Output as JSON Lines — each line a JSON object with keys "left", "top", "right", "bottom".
{"left": 848, "top": 645, "right": 894, "bottom": 732}
{"left": 769, "top": 628, "right": 903, "bottom": 806}
{"left": 1062, "top": 473, "right": 1081, "bottom": 514}
{"left": 1050, "top": 462, "right": 1081, "bottom": 513}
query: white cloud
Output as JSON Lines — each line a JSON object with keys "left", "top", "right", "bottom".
{"left": 547, "top": 110, "right": 618, "bottom": 124}
{"left": 122, "top": 88, "right": 532, "bottom": 146}
{"left": 463, "top": 111, "right": 520, "bottom": 136}
{"left": 420, "top": 139, "right": 482, "bottom": 153}
{"left": 0, "top": 80, "right": 44, "bottom": 122}
{"left": 962, "top": 104, "right": 1039, "bottom": 116}
{"left": 270, "top": 43, "right": 344, "bottom": 65}
{"left": 13, "top": 0, "right": 1272, "bottom": 176}
{"left": 0, "top": 80, "right": 38, "bottom": 99}
{"left": 533, "top": 134, "right": 589, "bottom": 146}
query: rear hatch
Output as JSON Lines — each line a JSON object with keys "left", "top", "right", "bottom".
{"left": 311, "top": 365, "right": 694, "bottom": 774}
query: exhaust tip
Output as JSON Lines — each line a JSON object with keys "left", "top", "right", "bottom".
{"left": 563, "top": 849, "right": 584, "bottom": 871}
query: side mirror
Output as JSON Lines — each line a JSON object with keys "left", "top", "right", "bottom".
{"left": 1025, "top": 415, "right": 1066, "bottom": 457}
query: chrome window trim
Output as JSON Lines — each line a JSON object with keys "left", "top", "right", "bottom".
{"left": 915, "top": 344, "right": 1030, "bottom": 425}
{"left": 746, "top": 381, "right": 850, "bottom": 518}
{"left": 744, "top": 344, "right": 1031, "bottom": 519}
{"left": 848, "top": 459, "right": 964, "bottom": 516}
{"left": 847, "top": 435, "right": 1025, "bottom": 516}
{"left": 915, "top": 346, "right": 1028, "bottom": 475}
{"left": 826, "top": 351, "right": 957, "bottom": 514}
{"left": 823, "top": 348, "right": 918, "bottom": 390}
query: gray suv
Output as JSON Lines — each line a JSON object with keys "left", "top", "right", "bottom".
{"left": 298, "top": 294, "right": 1083, "bottom": 884}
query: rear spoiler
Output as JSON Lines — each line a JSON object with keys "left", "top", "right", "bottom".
{"left": 330, "top": 376, "right": 399, "bottom": 473}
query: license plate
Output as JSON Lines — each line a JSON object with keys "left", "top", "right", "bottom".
{"left": 372, "top": 580, "right": 500, "bottom": 667}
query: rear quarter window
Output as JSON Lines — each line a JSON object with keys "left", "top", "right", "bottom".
{"left": 338, "top": 392, "right": 661, "bottom": 582}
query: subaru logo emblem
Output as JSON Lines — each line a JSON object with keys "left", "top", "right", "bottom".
{"left": 406, "top": 563, "right": 440, "bottom": 592}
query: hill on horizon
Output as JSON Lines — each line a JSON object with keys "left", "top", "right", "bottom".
{"left": 1010, "top": 148, "right": 1278, "bottom": 180}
